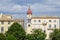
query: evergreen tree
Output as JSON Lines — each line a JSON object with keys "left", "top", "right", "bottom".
{"left": 6, "top": 22, "right": 26, "bottom": 40}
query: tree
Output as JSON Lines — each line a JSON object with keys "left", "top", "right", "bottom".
{"left": 6, "top": 34, "right": 17, "bottom": 40}
{"left": 6, "top": 22, "right": 26, "bottom": 40}
{"left": 0, "top": 33, "right": 6, "bottom": 40}
{"left": 26, "top": 29, "right": 46, "bottom": 40}
{"left": 26, "top": 34, "right": 34, "bottom": 40}
{"left": 50, "top": 29, "right": 60, "bottom": 40}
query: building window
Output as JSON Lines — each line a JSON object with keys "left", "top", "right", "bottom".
{"left": 32, "top": 26, "right": 36, "bottom": 28}
{"left": 1, "top": 21, "right": 4, "bottom": 24}
{"left": 31, "top": 31, "right": 32, "bottom": 32}
{"left": 54, "top": 20, "right": 56, "bottom": 22}
{"left": 8, "top": 21, "right": 10, "bottom": 24}
{"left": 54, "top": 24, "right": 56, "bottom": 28}
{"left": 49, "top": 20, "right": 51, "bottom": 22}
{"left": 32, "top": 29, "right": 34, "bottom": 30}
{"left": 1, "top": 27, "right": 4, "bottom": 32}
{"left": 38, "top": 20, "right": 40, "bottom": 22}
{"left": 34, "top": 20, "right": 36, "bottom": 22}
{"left": 44, "top": 30, "right": 46, "bottom": 33}
{"left": 28, "top": 19, "right": 31, "bottom": 22}
{"left": 49, "top": 24, "right": 51, "bottom": 28}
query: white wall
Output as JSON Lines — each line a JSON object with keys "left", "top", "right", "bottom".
{"left": 27, "top": 18, "right": 59, "bottom": 39}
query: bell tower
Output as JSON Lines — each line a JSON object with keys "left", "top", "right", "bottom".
{"left": 26, "top": 6, "right": 32, "bottom": 34}
{"left": 27, "top": 6, "right": 32, "bottom": 19}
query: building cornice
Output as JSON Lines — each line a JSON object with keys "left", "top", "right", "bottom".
{"left": 0, "top": 19, "right": 24, "bottom": 22}
{"left": 31, "top": 16, "right": 60, "bottom": 19}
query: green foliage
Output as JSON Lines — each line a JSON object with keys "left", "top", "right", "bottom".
{"left": 6, "top": 22, "right": 26, "bottom": 40}
{"left": 50, "top": 29, "right": 60, "bottom": 40}
{"left": 0, "top": 33, "right": 6, "bottom": 40}
{"left": 0, "top": 23, "right": 46, "bottom": 40}
{"left": 6, "top": 34, "right": 17, "bottom": 40}
{"left": 26, "top": 29, "right": 46, "bottom": 40}
{"left": 26, "top": 34, "right": 34, "bottom": 40}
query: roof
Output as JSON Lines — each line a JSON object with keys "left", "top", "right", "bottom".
{"left": 31, "top": 16, "right": 60, "bottom": 19}
{"left": 27, "top": 6, "right": 32, "bottom": 14}
{"left": 0, "top": 19, "right": 24, "bottom": 22}
{"left": 0, "top": 14, "right": 24, "bottom": 22}
{"left": 13, "top": 19, "right": 24, "bottom": 22}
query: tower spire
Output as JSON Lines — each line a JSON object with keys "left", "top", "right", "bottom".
{"left": 27, "top": 6, "right": 32, "bottom": 15}
{"left": 28, "top": 5, "right": 30, "bottom": 10}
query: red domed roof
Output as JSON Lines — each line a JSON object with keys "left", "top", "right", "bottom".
{"left": 27, "top": 6, "right": 32, "bottom": 15}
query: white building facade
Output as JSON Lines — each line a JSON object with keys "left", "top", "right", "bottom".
{"left": 0, "top": 13, "right": 24, "bottom": 33}
{"left": 26, "top": 7, "right": 60, "bottom": 40}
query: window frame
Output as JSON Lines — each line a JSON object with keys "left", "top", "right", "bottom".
{"left": 1, "top": 27, "right": 4, "bottom": 33}
{"left": 1, "top": 21, "right": 4, "bottom": 24}
{"left": 38, "top": 20, "right": 40, "bottom": 22}
{"left": 49, "top": 24, "right": 51, "bottom": 28}
{"left": 54, "top": 20, "right": 56, "bottom": 22}
{"left": 34, "top": 20, "right": 36, "bottom": 22}
{"left": 54, "top": 24, "right": 56, "bottom": 28}
{"left": 49, "top": 20, "right": 51, "bottom": 22}
{"left": 8, "top": 21, "right": 10, "bottom": 24}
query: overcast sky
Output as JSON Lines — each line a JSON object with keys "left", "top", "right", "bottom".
{"left": 0, "top": 0, "right": 60, "bottom": 18}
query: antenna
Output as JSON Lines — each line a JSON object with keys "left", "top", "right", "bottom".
{"left": 1, "top": 7, "right": 3, "bottom": 14}
{"left": 0, "top": 8, "right": 3, "bottom": 17}
{"left": 28, "top": 5, "right": 31, "bottom": 10}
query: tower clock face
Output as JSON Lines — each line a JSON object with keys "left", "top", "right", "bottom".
{"left": 27, "top": 15, "right": 32, "bottom": 19}
{"left": 28, "top": 15, "right": 31, "bottom": 17}
{"left": 28, "top": 24, "right": 30, "bottom": 26}
{"left": 28, "top": 24, "right": 30, "bottom": 27}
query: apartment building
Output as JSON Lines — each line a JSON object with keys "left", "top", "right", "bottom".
{"left": 0, "top": 13, "right": 24, "bottom": 33}
{"left": 26, "top": 7, "right": 60, "bottom": 40}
